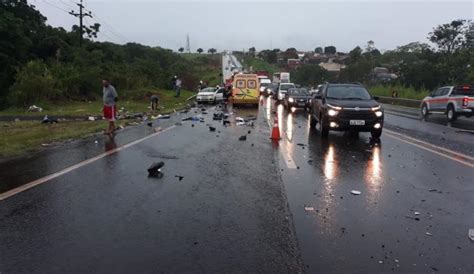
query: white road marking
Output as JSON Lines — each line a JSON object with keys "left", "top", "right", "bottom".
{"left": 384, "top": 128, "right": 474, "bottom": 162}
{"left": 383, "top": 131, "right": 474, "bottom": 168}
{"left": 0, "top": 126, "right": 177, "bottom": 201}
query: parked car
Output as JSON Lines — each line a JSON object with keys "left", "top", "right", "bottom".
{"left": 196, "top": 87, "right": 226, "bottom": 103}
{"left": 420, "top": 85, "right": 474, "bottom": 121}
{"left": 283, "top": 87, "right": 312, "bottom": 110}
{"left": 309, "top": 83, "right": 384, "bottom": 138}
{"left": 275, "top": 83, "right": 296, "bottom": 102}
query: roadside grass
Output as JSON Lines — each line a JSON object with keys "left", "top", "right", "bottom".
{"left": 0, "top": 89, "right": 195, "bottom": 158}
{"left": 0, "top": 120, "right": 108, "bottom": 157}
{"left": 0, "top": 89, "right": 195, "bottom": 117}
{"left": 368, "top": 85, "right": 429, "bottom": 100}
{"left": 244, "top": 57, "right": 280, "bottom": 75}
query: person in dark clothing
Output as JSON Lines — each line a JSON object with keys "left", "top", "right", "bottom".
{"left": 150, "top": 95, "right": 159, "bottom": 111}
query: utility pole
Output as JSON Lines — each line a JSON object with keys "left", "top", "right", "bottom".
{"left": 69, "top": 0, "right": 92, "bottom": 47}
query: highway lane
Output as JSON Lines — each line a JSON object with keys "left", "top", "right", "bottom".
{"left": 0, "top": 105, "right": 303, "bottom": 273}
{"left": 0, "top": 98, "right": 473, "bottom": 273}
{"left": 264, "top": 98, "right": 474, "bottom": 273}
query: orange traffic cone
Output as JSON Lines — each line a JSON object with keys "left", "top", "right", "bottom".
{"left": 270, "top": 115, "right": 281, "bottom": 140}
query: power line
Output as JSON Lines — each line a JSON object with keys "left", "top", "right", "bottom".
{"left": 58, "top": 0, "right": 75, "bottom": 10}
{"left": 42, "top": 0, "right": 70, "bottom": 13}
{"left": 82, "top": 8, "right": 129, "bottom": 43}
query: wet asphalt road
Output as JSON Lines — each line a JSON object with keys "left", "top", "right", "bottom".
{"left": 1, "top": 99, "right": 473, "bottom": 273}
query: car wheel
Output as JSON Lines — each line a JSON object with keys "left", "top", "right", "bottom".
{"left": 421, "top": 103, "right": 429, "bottom": 117}
{"left": 371, "top": 129, "right": 382, "bottom": 139}
{"left": 310, "top": 114, "right": 317, "bottom": 128}
{"left": 320, "top": 115, "right": 329, "bottom": 138}
{"left": 446, "top": 105, "right": 457, "bottom": 122}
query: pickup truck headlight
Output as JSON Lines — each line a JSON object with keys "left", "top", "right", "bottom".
{"left": 328, "top": 109, "right": 338, "bottom": 116}
{"left": 371, "top": 106, "right": 381, "bottom": 111}
{"left": 289, "top": 98, "right": 294, "bottom": 103}
{"left": 375, "top": 111, "right": 383, "bottom": 117}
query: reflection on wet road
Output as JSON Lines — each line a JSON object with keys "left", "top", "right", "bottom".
{"left": 262, "top": 98, "right": 474, "bottom": 273}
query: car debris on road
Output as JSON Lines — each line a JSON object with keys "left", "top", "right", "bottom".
{"left": 350, "top": 190, "right": 361, "bottom": 195}
{"left": 147, "top": 161, "right": 164, "bottom": 178}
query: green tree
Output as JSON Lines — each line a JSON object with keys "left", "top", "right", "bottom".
{"left": 178, "top": 47, "right": 184, "bottom": 53}
{"left": 208, "top": 48, "right": 217, "bottom": 54}
{"left": 428, "top": 19, "right": 470, "bottom": 53}
{"left": 324, "top": 46, "right": 336, "bottom": 54}
{"left": 197, "top": 48, "right": 203, "bottom": 54}
{"left": 314, "top": 47, "right": 323, "bottom": 53}
{"left": 291, "top": 64, "right": 330, "bottom": 86}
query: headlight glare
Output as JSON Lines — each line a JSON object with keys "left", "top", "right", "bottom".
{"left": 328, "top": 109, "right": 338, "bottom": 116}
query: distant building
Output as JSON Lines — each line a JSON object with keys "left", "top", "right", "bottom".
{"left": 287, "top": 58, "right": 302, "bottom": 70}
{"left": 319, "top": 58, "right": 346, "bottom": 72}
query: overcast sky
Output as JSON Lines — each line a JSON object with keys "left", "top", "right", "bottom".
{"left": 32, "top": 0, "right": 473, "bottom": 52}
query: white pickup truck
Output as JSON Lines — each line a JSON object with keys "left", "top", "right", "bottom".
{"left": 420, "top": 85, "right": 474, "bottom": 121}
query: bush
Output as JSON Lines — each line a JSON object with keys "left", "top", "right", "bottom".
{"left": 9, "top": 60, "right": 59, "bottom": 106}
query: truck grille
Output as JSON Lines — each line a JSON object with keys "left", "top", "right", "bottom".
{"left": 339, "top": 110, "right": 374, "bottom": 120}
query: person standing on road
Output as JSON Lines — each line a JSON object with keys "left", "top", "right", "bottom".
{"left": 175, "top": 78, "right": 182, "bottom": 97}
{"left": 102, "top": 79, "right": 118, "bottom": 136}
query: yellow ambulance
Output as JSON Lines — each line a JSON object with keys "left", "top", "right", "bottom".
{"left": 232, "top": 74, "right": 259, "bottom": 105}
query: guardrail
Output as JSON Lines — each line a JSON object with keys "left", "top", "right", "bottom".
{"left": 377, "top": 96, "right": 421, "bottom": 108}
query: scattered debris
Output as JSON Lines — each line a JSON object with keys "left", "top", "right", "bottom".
{"left": 147, "top": 122, "right": 153, "bottom": 127}
{"left": 14, "top": 118, "right": 21, "bottom": 122}
{"left": 379, "top": 260, "right": 383, "bottom": 264}
{"left": 41, "top": 115, "right": 58, "bottom": 124}
{"left": 304, "top": 206, "right": 315, "bottom": 211}
{"left": 469, "top": 229, "right": 474, "bottom": 241}
{"left": 175, "top": 175, "right": 184, "bottom": 181}
{"left": 405, "top": 216, "right": 420, "bottom": 221}
{"left": 209, "top": 126, "right": 216, "bottom": 132}
{"left": 350, "top": 190, "right": 361, "bottom": 195}
{"left": 425, "top": 232, "right": 433, "bottom": 236}
{"left": 175, "top": 122, "right": 183, "bottom": 126}
{"left": 154, "top": 127, "right": 162, "bottom": 132}
{"left": 297, "top": 143, "right": 307, "bottom": 147}
{"left": 223, "top": 120, "right": 231, "bottom": 126}
{"left": 239, "top": 135, "right": 247, "bottom": 141}
{"left": 28, "top": 105, "right": 43, "bottom": 112}
{"left": 94, "top": 140, "right": 98, "bottom": 144}
{"left": 147, "top": 161, "right": 164, "bottom": 178}
{"left": 158, "top": 115, "right": 171, "bottom": 119}
{"left": 414, "top": 212, "right": 420, "bottom": 215}
{"left": 88, "top": 116, "right": 95, "bottom": 121}
{"left": 248, "top": 130, "right": 251, "bottom": 134}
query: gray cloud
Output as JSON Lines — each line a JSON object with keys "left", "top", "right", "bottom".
{"left": 33, "top": 0, "right": 473, "bottom": 52}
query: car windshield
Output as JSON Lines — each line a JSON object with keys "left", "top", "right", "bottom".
{"left": 289, "top": 88, "right": 310, "bottom": 96}
{"left": 280, "top": 84, "right": 295, "bottom": 91}
{"left": 260, "top": 83, "right": 269, "bottom": 88}
{"left": 200, "top": 88, "right": 215, "bottom": 93}
{"left": 326, "top": 86, "right": 372, "bottom": 100}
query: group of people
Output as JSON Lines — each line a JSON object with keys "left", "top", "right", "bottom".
{"left": 100, "top": 76, "right": 234, "bottom": 136}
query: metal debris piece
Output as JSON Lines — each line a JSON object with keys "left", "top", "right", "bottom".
{"left": 425, "top": 232, "right": 433, "bottom": 236}
{"left": 469, "top": 229, "right": 474, "bottom": 241}
{"left": 209, "top": 126, "right": 216, "bottom": 132}
{"left": 148, "top": 161, "right": 164, "bottom": 178}
{"left": 175, "top": 175, "right": 184, "bottom": 181}
{"left": 239, "top": 135, "right": 247, "bottom": 141}
{"left": 414, "top": 212, "right": 420, "bottom": 215}
{"left": 350, "top": 190, "right": 361, "bottom": 195}
{"left": 304, "top": 207, "right": 314, "bottom": 211}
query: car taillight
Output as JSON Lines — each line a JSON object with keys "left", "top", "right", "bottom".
{"left": 463, "top": 86, "right": 470, "bottom": 90}
{"left": 462, "top": 97, "right": 469, "bottom": 107}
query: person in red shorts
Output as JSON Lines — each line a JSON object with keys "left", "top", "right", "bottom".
{"left": 102, "top": 79, "right": 118, "bottom": 135}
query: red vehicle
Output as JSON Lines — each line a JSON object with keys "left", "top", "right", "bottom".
{"left": 255, "top": 70, "right": 270, "bottom": 78}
